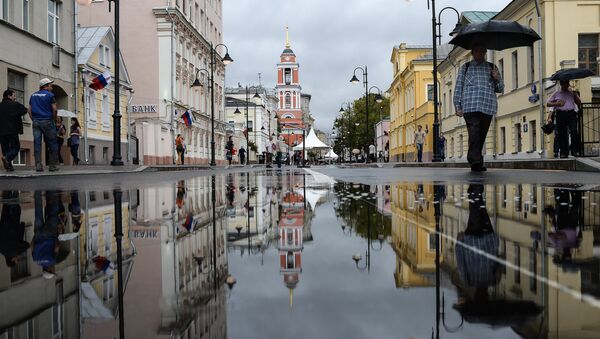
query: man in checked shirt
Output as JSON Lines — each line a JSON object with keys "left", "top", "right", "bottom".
{"left": 454, "top": 45, "right": 504, "bottom": 172}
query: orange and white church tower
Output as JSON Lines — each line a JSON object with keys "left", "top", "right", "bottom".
{"left": 276, "top": 28, "right": 305, "bottom": 147}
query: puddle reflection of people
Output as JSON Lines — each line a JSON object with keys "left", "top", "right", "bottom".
{"left": 0, "top": 191, "right": 29, "bottom": 268}
{"left": 31, "top": 190, "right": 65, "bottom": 279}
{"left": 68, "top": 191, "right": 82, "bottom": 233}
{"left": 176, "top": 180, "right": 186, "bottom": 209}
{"left": 454, "top": 184, "right": 500, "bottom": 308}
{"left": 544, "top": 189, "right": 582, "bottom": 262}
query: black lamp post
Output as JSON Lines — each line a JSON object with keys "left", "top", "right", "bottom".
{"left": 233, "top": 86, "right": 257, "bottom": 165}
{"left": 427, "top": 0, "right": 462, "bottom": 162}
{"left": 369, "top": 87, "right": 384, "bottom": 162}
{"left": 349, "top": 66, "right": 369, "bottom": 163}
{"left": 191, "top": 43, "right": 233, "bottom": 166}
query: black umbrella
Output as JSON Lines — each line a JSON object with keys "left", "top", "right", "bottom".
{"left": 550, "top": 68, "right": 595, "bottom": 81}
{"left": 449, "top": 20, "right": 541, "bottom": 51}
{"left": 454, "top": 299, "right": 542, "bottom": 326}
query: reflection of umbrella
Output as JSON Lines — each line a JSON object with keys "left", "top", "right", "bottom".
{"left": 454, "top": 300, "right": 542, "bottom": 326}
{"left": 57, "top": 109, "right": 77, "bottom": 118}
{"left": 449, "top": 20, "right": 541, "bottom": 51}
{"left": 351, "top": 149, "right": 360, "bottom": 154}
{"left": 550, "top": 68, "right": 595, "bottom": 81}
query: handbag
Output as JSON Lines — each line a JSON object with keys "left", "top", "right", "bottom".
{"left": 541, "top": 122, "right": 555, "bottom": 135}
{"left": 67, "top": 138, "right": 72, "bottom": 147}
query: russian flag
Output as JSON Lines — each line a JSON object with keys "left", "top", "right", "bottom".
{"left": 89, "top": 71, "right": 112, "bottom": 91}
{"left": 182, "top": 110, "right": 193, "bottom": 126}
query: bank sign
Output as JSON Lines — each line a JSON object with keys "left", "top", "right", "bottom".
{"left": 129, "top": 104, "right": 157, "bottom": 113}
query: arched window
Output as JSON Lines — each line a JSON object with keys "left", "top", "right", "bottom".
{"left": 285, "top": 93, "right": 291, "bottom": 109}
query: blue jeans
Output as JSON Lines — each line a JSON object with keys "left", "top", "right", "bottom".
{"left": 416, "top": 143, "right": 424, "bottom": 162}
{"left": 32, "top": 120, "right": 58, "bottom": 165}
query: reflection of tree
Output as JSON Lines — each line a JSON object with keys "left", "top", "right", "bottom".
{"left": 333, "top": 183, "right": 391, "bottom": 239}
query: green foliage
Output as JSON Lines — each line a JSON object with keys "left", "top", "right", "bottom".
{"left": 247, "top": 141, "right": 258, "bottom": 152}
{"left": 333, "top": 94, "right": 390, "bottom": 157}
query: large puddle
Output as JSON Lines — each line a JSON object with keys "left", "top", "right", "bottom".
{"left": 0, "top": 169, "right": 599, "bottom": 338}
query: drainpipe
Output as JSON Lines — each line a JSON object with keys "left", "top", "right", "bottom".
{"left": 166, "top": 8, "right": 176, "bottom": 164}
{"left": 127, "top": 89, "right": 135, "bottom": 163}
{"left": 534, "top": 0, "right": 545, "bottom": 157}
{"left": 81, "top": 71, "right": 89, "bottom": 164}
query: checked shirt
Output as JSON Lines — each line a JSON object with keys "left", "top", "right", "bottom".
{"left": 453, "top": 60, "right": 505, "bottom": 116}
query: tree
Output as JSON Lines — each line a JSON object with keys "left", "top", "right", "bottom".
{"left": 333, "top": 94, "right": 390, "bottom": 158}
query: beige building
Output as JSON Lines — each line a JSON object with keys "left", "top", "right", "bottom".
{"left": 0, "top": 0, "right": 76, "bottom": 166}
{"left": 441, "top": 1, "right": 600, "bottom": 160}
{"left": 77, "top": 26, "right": 132, "bottom": 165}
{"left": 78, "top": 0, "right": 228, "bottom": 165}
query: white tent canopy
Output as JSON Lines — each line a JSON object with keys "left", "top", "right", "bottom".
{"left": 293, "top": 128, "right": 330, "bottom": 151}
{"left": 324, "top": 149, "right": 338, "bottom": 159}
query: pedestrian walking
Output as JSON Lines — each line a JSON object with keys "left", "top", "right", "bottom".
{"left": 0, "top": 90, "right": 27, "bottom": 171}
{"left": 55, "top": 116, "right": 66, "bottom": 164}
{"left": 547, "top": 80, "right": 581, "bottom": 158}
{"left": 29, "top": 78, "right": 59, "bottom": 172}
{"left": 175, "top": 134, "right": 184, "bottom": 165}
{"left": 68, "top": 118, "right": 81, "bottom": 165}
{"left": 238, "top": 146, "right": 246, "bottom": 165}
{"left": 453, "top": 45, "right": 504, "bottom": 172}
{"left": 414, "top": 125, "right": 427, "bottom": 162}
{"left": 276, "top": 136, "right": 285, "bottom": 168}
{"left": 0, "top": 190, "right": 28, "bottom": 268}
{"left": 225, "top": 136, "right": 234, "bottom": 165}
{"left": 368, "top": 144, "right": 376, "bottom": 163}
{"left": 439, "top": 135, "right": 447, "bottom": 161}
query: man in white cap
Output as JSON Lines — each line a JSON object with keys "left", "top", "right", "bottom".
{"left": 28, "top": 78, "right": 59, "bottom": 171}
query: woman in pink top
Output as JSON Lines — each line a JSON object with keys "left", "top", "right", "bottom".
{"left": 547, "top": 80, "right": 582, "bottom": 158}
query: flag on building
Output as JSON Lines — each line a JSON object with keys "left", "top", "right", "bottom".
{"left": 182, "top": 110, "right": 193, "bottom": 126}
{"left": 89, "top": 71, "right": 112, "bottom": 91}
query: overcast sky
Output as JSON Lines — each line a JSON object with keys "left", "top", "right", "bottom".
{"left": 223, "top": 0, "right": 509, "bottom": 132}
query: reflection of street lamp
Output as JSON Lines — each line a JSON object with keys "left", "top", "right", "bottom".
{"left": 233, "top": 86, "right": 253, "bottom": 165}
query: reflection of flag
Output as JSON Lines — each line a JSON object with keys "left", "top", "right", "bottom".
{"left": 182, "top": 110, "right": 193, "bottom": 126}
{"left": 243, "top": 127, "right": 248, "bottom": 138}
{"left": 89, "top": 71, "right": 112, "bottom": 91}
{"left": 183, "top": 214, "right": 193, "bottom": 231}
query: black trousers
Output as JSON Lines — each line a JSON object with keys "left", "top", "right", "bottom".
{"left": 0, "top": 134, "right": 20, "bottom": 162}
{"left": 555, "top": 110, "right": 580, "bottom": 157}
{"left": 464, "top": 112, "right": 492, "bottom": 166}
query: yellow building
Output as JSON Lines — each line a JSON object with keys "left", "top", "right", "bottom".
{"left": 388, "top": 44, "right": 449, "bottom": 162}
{"left": 441, "top": 2, "right": 600, "bottom": 160}
{"left": 390, "top": 183, "right": 441, "bottom": 287}
{"left": 77, "top": 26, "right": 132, "bottom": 165}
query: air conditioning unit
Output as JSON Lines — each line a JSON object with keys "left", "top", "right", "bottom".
{"left": 52, "top": 45, "right": 60, "bottom": 67}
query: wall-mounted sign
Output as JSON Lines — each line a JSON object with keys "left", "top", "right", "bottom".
{"left": 131, "top": 229, "right": 159, "bottom": 239}
{"left": 129, "top": 104, "right": 157, "bottom": 113}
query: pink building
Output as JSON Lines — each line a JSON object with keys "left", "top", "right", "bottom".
{"left": 78, "top": 0, "right": 228, "bottom": 165}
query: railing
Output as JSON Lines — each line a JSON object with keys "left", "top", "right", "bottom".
{"left": 579, "top": 103, "right": 600, "bottom": 157}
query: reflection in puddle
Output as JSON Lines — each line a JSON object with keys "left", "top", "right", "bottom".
{"left": 0, "top": 171, "right": 599, "bottom": 338}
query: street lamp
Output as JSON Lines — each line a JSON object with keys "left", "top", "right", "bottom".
{"left": 350, "top": 67, "right": 383, "bottom": 163}
{"left": 369, "top": 86, "right": 384, "bottom": 160}
{"left": 426, "top": 0, "right": 462, "bottom": 162}
{"left": 233, "top": 86, "right": 251, "bottom": 165}
{"left": 191, "top": 43, "right": 233, "bottom": 166}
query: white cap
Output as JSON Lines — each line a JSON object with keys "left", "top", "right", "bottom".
{"left": 39, "top": 78, "right": 54, "bottom": 87}
{"left": 43, "top": 271, "right": 56, "bottom": 280}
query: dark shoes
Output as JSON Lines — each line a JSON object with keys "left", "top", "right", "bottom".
{"left": 2, "top": 157, "right": 14, "bottom": 172}
{"left": 471, "top": 163, "right": 487, "bottom": 172}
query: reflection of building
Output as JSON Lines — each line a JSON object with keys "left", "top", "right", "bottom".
{"left": 0, "top": 1, "right": 76, "bottom": 165}
{"left": 0, "top": 191, "right": 80, "bottom": 337}
{"left": 390, "top": 184, "right": 440, "bottom": 288}
{"left": 279, "top": 190, "right": 306, "bottom": 308}
{"left": 439, "top": 183, "right": 600, "bottom": 338}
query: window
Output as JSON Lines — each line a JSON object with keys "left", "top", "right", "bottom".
{"left": 515, "top": 123, "right": 522, "bottom": 152}
{"left": 500, "top": 126, "right": 506, "bottom": 154}
{"left": 579, "top": 34, "right": 599, "bottom": 74}
{"left": 502, "top": 185, "right": 507, "bottom": 208}
{"left": 284, "top": 68, "right": 291, "bottom": 85}
{"left": 530, "top": 120, "right": 537, "bottom": 151}
{"left": 529, "top": 248, "right": 537, "bottom": 293}
{"left": 99, "top": 45, "right": 111, "bottom": 68}
{"left": 102, "top": 92, "right": 110, "bottom": 131}
{"left": 86, "top": 89, "right": 96, "bottom": 127}
{"left": 512, "top": 51, "right": 518, "bottom": 90}
{"left": 443, "top": 93, "right": 447, "bottom": 116}
{"left": 7, "top": 71, "right": 25, "bottom": 104}
{"left": 498, "top": 58, "right": 504, "bottom": 79}
{"left": 459, "top": 134, "right": 464, "bottom": 157}
{"left": 194, "top": 3, "right": 199, "bottom": 26}
{"left": 99, "top": 44, "right": 105, "bottom": 65}
{"left": 23, "top": 0, "right": 29, "bottom": 30}
{"left": 528, "top": 47, "right": 535, "bottom": 83}
{"left": 103, "top": 214, "right": 112, "bottom": 253}
{"left": 247, "top": 120, "right": 253, "bottom": 132}
{"left": 426, "top": 84, "right": 434, "bottom": 101}
{"left": 516, "top": 184, "right": 523, "bottom": 212}
{"left": 1, "top": 0, "right": 8, "bottom": 21}
{"left": 285, "top": 93, "right": 291, "bottom": 109}
{"left": 514, "top": 244, "right": 521, "bottom": 283}
{"left": 428, "top": 232, "right": 436, "bottom": 251}
{"left": 88, "top": 217, "right": 99, "bottom": 257}
{"left": 12, "top": 149, "right": 28, "bottom": 166}
{"left": 48, "top": 0, "right": 59, "bottom": 44}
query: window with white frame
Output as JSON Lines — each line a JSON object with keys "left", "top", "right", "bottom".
{"left": 102, "top": 91, "right": 110, "bottom": 131}
{"left": 86, "top": 88, "right": 97, "bottom": 128}
{"left": 99, "top": 44, "right": 105, "bottom": 65}
{"left": 8, "top": 71, "right": 25, "bottom": 104}
{"left": 12, "top": 149, "right": 29, "bottom": 166}
{"left": 22, "top": 0, "right": 29, "bottom": 30}
{"left": 1, "top": 0, "right": 9, "bottom": 21}
{"left": 426, "top": 84, "right": 434, "bottom": 102}
{"left": 512, "top": 51, "right": 519, "bottom": 90}
{"left": 88, "top": 217, "right": 99, "bottom": 257}
{"left": 103, "top": 214, "right": 112, "bottom": 253}
{"left": 48, "top": 0, "right": 59, "bottom": 44}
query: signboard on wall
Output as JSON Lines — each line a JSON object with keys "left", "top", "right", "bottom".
{"left": 129, "top": 104, "right": 157, "bottom": 113}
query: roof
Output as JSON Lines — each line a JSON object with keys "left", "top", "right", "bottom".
{"left": 225, "top": 96, "right": 260, "bottom": 108}
{"left": 281, "top": 48, "right": 296, "bottom": 56}
{"left": 77, "top": 26, "right": 111, "bottom": 65}
{"left": 413, "top": 44, "right": 453, "bottom": 62}
{"left": 393, "top": 44, "right": 433, "bottom": 50}
{"left": 461, "top": 11, "right": 498, "bottom": 24}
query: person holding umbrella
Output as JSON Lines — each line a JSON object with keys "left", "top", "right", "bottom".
{"left": 453, "top": 45, "right": 504, "bottom": 172}
{"left": 546, "top": 80, "right": 581, "bottom": 158}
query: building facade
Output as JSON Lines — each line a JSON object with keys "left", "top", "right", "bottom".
{"left": 388, "top": 44, "right": 437, "bottom": 162}
{"left": 78, "top": 0, "right": 228, "bottom": 165}
{"left": 77, "top": 26, "right": 132, "bottom": 165}
{"left": 276, "top": 29, "right": 306, "bottom": 148}
{"left": 0, "top": 0, "right": 76, "bottom": 166}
